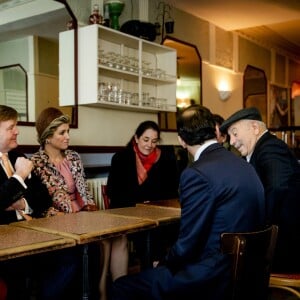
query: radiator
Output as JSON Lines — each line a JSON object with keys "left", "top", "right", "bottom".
{"left": 87, "top": 177, "right": 108, "bottom": 210}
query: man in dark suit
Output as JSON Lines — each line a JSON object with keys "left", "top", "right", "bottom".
{"left": 110, "top": 105, "right": 266, "bottom": 300}
{"left": 220, "top": 106, "right": 300, "bottom": 272}
{"left": 0, "top": 140, "right": 52, "bottom": 224}
{"left": 0, "top": 105, "right": 79, "bottom": 300}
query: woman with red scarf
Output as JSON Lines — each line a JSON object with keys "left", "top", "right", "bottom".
{"left": 107, "top": 120, "right": 179, "bottom": 208}
{"left": 107, "top": 120, "right": 179, "bottom": 268}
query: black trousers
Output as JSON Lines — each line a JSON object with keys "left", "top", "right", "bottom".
{"left": 0, "top": 247, "right": 81, "bottom": 300}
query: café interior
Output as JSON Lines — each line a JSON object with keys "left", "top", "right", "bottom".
{"left": 1, "top": 0, "right": 300, "bottom": 299}
{"left": 0, "top": 0, "right": 300, "bottom": 155}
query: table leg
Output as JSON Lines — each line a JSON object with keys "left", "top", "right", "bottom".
{"left": 145, "top": 231, "right": 152, "bottom": 267}
{"left": 82, "top": 244, "right": 89, "bottom": 300}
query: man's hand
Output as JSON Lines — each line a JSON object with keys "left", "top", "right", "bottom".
{"left": 17, "top": 210, "right": 32, "bottom": 221}
{"left": 14, "top": 157, "right": 33, "bottom": 180}
{"left": 5, "top": 198, "right": 26, "bottom": 211}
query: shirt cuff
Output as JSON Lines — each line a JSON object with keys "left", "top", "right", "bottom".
{"left": 15, "top": 199, "right": 33, "bottom": 220}
{"left": 15, "top": 210, "right": 23, "bottom": 220}
{"left": 12, "top": 174, "right": 28, "bottom": 189}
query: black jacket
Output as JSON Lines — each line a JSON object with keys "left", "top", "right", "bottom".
{"left": 107, "top": 145, "right": 179, "bottom": 208}
{"left": 250, "top": 132, "right": 300, "bottom": 272}
{"left": 0, "top": 150, "right": 52, "bottom": 224}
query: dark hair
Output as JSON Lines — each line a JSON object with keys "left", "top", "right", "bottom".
{"left": 0, "top": 105, "right": 18, "bottom": 122}
{"left": 212, "top": 114, "right": 225, "bottom": 126}
{"left": 177, "top": 104, "right": 216, "bottom": 146}
{"left": 128, "top": 120, "right": 161, "bottom": 145}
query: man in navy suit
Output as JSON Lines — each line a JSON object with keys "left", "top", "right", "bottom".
{"left": 220, "top": 106, "right": 300, "bottom": 272}
{"left": 110, "top": 105, "right": 266, "bottom": 300}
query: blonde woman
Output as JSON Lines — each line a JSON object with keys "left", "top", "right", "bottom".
{"left": 31, "top": 107, "right": 128, "bottom": 299}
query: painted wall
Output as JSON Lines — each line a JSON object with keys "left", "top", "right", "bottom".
{"left": 17, "top": 106, "right": 179, "bottom": 146}
{"left": 201, "top": 63, "right": 243, "bottom": 119}
{"left": 15, "top": 0, "right": 300, "bottom": 147}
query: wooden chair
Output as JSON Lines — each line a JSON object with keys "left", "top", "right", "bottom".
{"left": 0, "top": 277, "right": 7, "bottom": 300}
{"left": 101, "top": 184, "right": 110, "bottom": 209}
{"left": 221, "top": 225, "right": 278, "bottom": 300}
{"left": 269, "top": 273, "right": 300, "bottom": 298}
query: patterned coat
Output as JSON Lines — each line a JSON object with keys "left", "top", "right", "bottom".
{"left": 31, "top": 149, "right": 94, "bottom": 213}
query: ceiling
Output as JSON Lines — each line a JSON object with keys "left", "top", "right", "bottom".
{"left": 0, "top": 0, "right": 69, "bottom": 42}
{"left": 1, "top": 0, "right": 299, "bottom": 57}
{"left": 165, "top": 0, "right": 300, "bottom": 61}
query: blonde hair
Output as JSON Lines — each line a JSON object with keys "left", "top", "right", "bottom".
{"left": 35, "top": 107, "right": 70, "bottom": 146}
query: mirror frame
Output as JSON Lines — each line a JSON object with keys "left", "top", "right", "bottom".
{"left": 0, "top": 0, "right": 78, "bottom": 128}
{"left": 56, "top": 0, "right": 78, "bottom": 129}
{"left": 243, "top": 64, "right": 267, "bottom": 124}
{"left": 0, "top": 63, "right": 28, "bottom": 122}
{"left": 159, "top": 36, "right": 202, "bottom": 132}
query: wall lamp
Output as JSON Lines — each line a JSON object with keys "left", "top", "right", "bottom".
{"left": 218, "top": 90, "right": 232, "bottom": 101}
{"left": 217, "top": 80, "right": 231, "bottom": 101}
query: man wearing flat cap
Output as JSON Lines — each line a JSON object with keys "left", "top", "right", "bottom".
{"left": 220, "top": 106, "right": 300, "bottom": 273}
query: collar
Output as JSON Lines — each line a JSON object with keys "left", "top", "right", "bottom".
{"left": 194, "top": 140, "right": 218, "bottom": 161}
{"left": 246, "top": 130, "right": 268, "bottom": 162}
{"left": 0, "top": 152, "right": 7, "bottom": 158}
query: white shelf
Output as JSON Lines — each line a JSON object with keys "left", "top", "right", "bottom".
{"left": 59, "top": 24, "right": 177, "bottom": 113}
{"left": 84, "top": 100, "right": 177, "bottom": 112}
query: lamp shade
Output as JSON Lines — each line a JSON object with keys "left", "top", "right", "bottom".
{"left": 219, "top": 90, "right": 231, "bottom": 101}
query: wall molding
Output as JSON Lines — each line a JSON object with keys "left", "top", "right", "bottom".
{"left": 17, "top": 144, "right": 124, "bottom": 154}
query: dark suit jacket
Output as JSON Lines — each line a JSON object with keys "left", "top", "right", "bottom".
{"left": 0, "top": 150, "right": 52, "bottom": 224}
{"left": 249, "top": 131, "right": 300, "bottom": 272}
{"left": 107, "top": 145, "right": 179, "bottom": 208}
{"left": 146, "top": 143, "right": 266, "bottom": 300}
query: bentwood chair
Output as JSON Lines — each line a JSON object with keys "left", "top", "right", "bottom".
{"left": 101, "top": 184, "right": 110, "bottom": 209}
{"left": 0, "top": 278, "right": 7, "bottom": 300}
{"left": 269, "top": 273, "right": 300, "bottom": 298}
{"left": 221, "top": 225, "right": 278, "bottom": 300}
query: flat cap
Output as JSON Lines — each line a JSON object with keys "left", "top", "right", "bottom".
{"left": 219, "top": 107, "right": 262, "bottom": 132}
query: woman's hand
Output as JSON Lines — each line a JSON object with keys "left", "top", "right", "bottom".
{"left": 81, "top": 204, "right": 98, "bottom": 211}
{"left": 44, "top": 207, "right": 64, "bottom": 217}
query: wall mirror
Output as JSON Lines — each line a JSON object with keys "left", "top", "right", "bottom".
{"left": 243, "top": 65, "right": 267, "bottom": 124}
{"left": 0, "top": 64, "right": 28, "bottom": 121}
{"left": 159, "top": 36, "right": 202, "bottom": 131}
{"left": 0, "top": 0, "right": 77, "bottom": 127}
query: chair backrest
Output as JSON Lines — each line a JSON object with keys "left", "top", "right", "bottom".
{"left": 101, "top": 184, "right": 110, "bottom": 209}
{"left": 221, "top": 225, "right": 278, "bottom": 300}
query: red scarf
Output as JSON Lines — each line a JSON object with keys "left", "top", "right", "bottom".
{"left": 133, "top": 141, "right": 161, "bottom": 185}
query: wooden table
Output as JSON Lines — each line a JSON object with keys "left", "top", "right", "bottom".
{"left": 103, "top": 205, "right": 181, "bottom": 226}
{"left": 0, "top": 225, "right": 75, "bottom": 261}
{"left": 11, "top": 211, "right": 156, "bottom": 300}
{"left": 12, "top": 211, "right": 156, "bottom": 244}
{"left": 137, "top": 198, "right": 181, "bottom": 209}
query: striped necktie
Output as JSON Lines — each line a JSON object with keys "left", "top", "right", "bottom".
{"left": 1, "top": 153, "right": 13, "bottom": 177}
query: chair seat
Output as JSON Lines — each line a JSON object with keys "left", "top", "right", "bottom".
{"left": 269, "top": 273, "right": 300, "bottom": 298}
